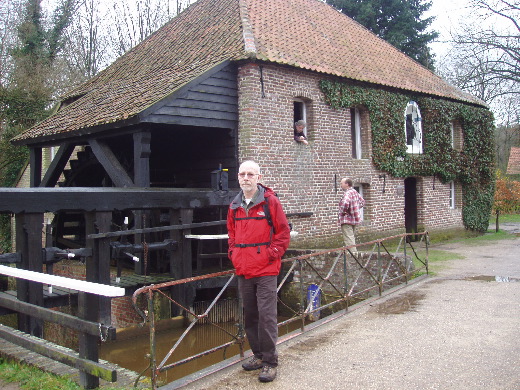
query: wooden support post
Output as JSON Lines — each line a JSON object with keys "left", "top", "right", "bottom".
{"left": 79, "top": 211, "right": 112, "bottom": 389}
{"left": 94, "top": 212, "right": 112, "bottom": 325}
{"left": 29, "top": 147, "right": 42, "bottom": 187}
{"left": 15, "top": 213, "right": 44, "bottom": 337}
{"left": 180, "top": 209, "right": 195, "bottom": 311}
{"left": 133, "top": 130, "right": 151, "bottom": 188}
{"left": 169, "top": 209, "right": 182, "bottom": 316}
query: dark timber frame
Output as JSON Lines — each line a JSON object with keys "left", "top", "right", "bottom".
{"left": 2, "top": 61, "right": 242, "bottom": 387}
{"left": 0, "top": 187, "right": 237, "bottom": 388}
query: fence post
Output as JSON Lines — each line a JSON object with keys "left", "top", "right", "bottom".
{"left": 148, "top": 290, "right": 158, "bottom": 390}
{"left": 298, "top": 259, "right": 305, "bottom": 332}
{"left": 343, "top": 250, "right": 348, "bottom": 312}
{"left": 403, "top": 237, "right": 408, "bottom": 284}
{"left": 79, "top": 211, "right": 111, "bottom": 389}
{"left": 15, "top": 212, "right": 44, "bottom": 337}
{"left": 377, "top": 242, "right": 382, "bottom": 296}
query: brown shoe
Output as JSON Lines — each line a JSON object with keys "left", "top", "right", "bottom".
{"left": 258, "top": 365, "right": 277, "bottom": 382}
{"left": 242, "top": 356, "right": 263, "bottom": 371}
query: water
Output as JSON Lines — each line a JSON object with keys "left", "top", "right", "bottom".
{"left": 99, "top": 315, "right": 304, "bottom": 385}
{"left": 100, "top": 318, "right": 243, "bottom": 384}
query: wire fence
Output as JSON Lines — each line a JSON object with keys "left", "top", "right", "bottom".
{"left": 132, "top": 231, "right": 429, "bottom": 389}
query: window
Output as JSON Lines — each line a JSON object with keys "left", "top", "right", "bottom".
{"left": 451, "top": 121, "right": 463, "bottom": 150}
{"left": 354, "top": 184, "right": 365, "bottom": 220}
{"left": 294, "top": 99, "right": 307, "bottom": 137}
{"left": 449, "top": 181, "right": 456, "bottom": 209}
{"left": 351, "top": 108, "right": 362, "bottom": 159}
{"left": 404, "top": 101, "right": 423, "bottom": 154}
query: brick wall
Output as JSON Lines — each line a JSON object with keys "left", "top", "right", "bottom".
{"left": 237, "top": 62, "right": 464, "bottom": 246}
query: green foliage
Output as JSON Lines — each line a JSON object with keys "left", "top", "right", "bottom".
{"left": 0, "top": 0, "right": 76, "bottom": 252}
{"left": 319, "top": 79, "right": 496, "bottom": 232}
{"left": 0, "top": 357, "right": 143, "bottom": 390}
{"left": 326, "top": 0, "right": 438, "bottom": 70}
{"left": 0, "top": 358, "right": 81, "bottom": 390}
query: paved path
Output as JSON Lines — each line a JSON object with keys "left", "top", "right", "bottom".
{"left": 179, "top": 233, "right": 520, "bottom": 390}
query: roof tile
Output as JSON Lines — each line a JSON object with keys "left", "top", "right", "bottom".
{"left": 13, "top": 0, "right": 485, "bottom": 144}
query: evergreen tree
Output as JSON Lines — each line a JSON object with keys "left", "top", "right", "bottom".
{"left": 0, "top": 0, "right": 77, "bottom": 252}
{"left": 326, "top": 0, "right": 438, "bottom": 70}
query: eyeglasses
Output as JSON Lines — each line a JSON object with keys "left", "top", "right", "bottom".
{"left": 238, "top": 172, "right": 258, "bottom": 179}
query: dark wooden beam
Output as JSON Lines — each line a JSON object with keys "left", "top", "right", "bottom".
{"left": 0, "top": 188, "right": 238, "bottom": 213}
{"left": 40, "top": 143, "right": 75, "bottom": 187}
{"left": 29, "top": 147, "right": 42, "bottom": 187}
{"left": 88, "top": 139, "right": 134, "bottom": 187}
{"left": 133, "top": 130, "right": 151, "bottom": 187}
{"left": 0, "top": 294, "right": 115, "bottom": 339}
{"left": 15, "top": 213, "right": 44, "bottom": 337}
{"left": 0, "top": 323, "right": 116, "bottom": 382}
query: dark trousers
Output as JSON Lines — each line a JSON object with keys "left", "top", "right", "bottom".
{"left": 238, "top": 275, "right": 278, "bottom": 367}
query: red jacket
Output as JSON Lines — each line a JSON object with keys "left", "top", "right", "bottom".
{"left": 227, "top": 184, "right": 291, "bottom": 279}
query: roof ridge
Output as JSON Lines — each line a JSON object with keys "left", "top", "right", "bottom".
{"left": 239, "top": 0, "right": 257, "bottom": 57}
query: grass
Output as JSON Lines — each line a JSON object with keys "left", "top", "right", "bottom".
{"left": 0, "top": 358, "right": 80, "bottom": 390}
{"left": 489, "top": 213, "right": 520, "bottom": 224}
{"left": 0, "top": 358, "right": 136, "bottom": 390}
{"left": 410, "top": 214, "right": 520, "bottom": 275}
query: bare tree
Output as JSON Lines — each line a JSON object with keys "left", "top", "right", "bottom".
{"left": 105, "top": 0, "right": 194, "bottom": 57}
{"left": 0, "top": 0, "right": 24, "bottom": 87}
{"left": 437, "top": 0, "right": 519, "bottom": 125}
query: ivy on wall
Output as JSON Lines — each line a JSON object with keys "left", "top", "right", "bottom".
{"left": 319, "top": 79, "right": 495, "bottom": 232}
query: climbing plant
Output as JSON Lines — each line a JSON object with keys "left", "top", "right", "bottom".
{"left": 319, "top": 79, "right": 496, "bottom": 232}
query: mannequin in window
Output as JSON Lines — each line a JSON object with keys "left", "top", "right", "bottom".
{"left": 294, "top": 120, "right": 309, "bottom": 145}
{"left": 406, "top": 114, "right": 415, "bottom": 145}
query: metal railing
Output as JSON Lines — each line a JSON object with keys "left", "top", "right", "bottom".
{"left": 132, "top": 231, "right": 429, "bottom": 389}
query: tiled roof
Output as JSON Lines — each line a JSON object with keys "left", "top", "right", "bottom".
{"left": 507, "top": 147, "right": 520, "bottom": 175}
{"left": 13, "top": 0, "right": 485, "bottom": 145}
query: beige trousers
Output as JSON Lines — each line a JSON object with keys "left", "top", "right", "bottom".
{"left": 341, "top": 223, "right": 357, "bottom": 253}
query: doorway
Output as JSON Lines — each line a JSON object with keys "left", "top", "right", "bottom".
{"left": 404, "top": 177, "right": 418, "bottom": 241}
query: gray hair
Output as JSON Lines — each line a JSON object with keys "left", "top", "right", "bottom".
{"left": 239, "top": 160, "right": 261, "bottom": 174}
{"left": 295, "top": 120, "right": 306, "bottom": 127}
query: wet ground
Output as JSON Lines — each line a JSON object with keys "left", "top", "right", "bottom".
{"left": 174, "top": 226, "right": 520, "bottom": 390}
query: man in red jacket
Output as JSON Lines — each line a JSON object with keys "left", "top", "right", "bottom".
{"left": 227, "top": 160, "right": 291, "bottom": 382}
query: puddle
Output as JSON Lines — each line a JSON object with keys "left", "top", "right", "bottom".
{"left": 466, "top": 275, "right": 520, "bottom": 283}
{"left": 369, "top": 291, "right": 426, "bottom": 315}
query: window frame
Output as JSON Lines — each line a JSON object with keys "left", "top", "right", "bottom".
{"left": 293, "top": 99, "right": 307, "bottom": 137}
{"left": 353, "top": 184, "right": 365, "bottom": 220}
{"left": 449, "top": 181, "right": 456, "bottom": 209}
{"left": 351, "top": 107, "right": 362, "bottom": 159}
{"left": 404, "top": 101, "right": 423, "bottom": 154}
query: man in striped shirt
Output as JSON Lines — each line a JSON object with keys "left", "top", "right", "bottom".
{"left": 338, "top": 177, "right": 365, "bottom": 253}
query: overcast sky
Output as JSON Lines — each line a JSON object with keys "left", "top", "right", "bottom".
{"left": 426, "top": 0, "right": 473, "bottom": 57}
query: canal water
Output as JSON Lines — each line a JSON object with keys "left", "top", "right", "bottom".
{"left": 99, "top": 315, "right": 304, "bottom": 385}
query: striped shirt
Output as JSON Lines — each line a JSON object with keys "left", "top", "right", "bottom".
{"left": 338, "top": 188, "right": 365, "bottom": 225}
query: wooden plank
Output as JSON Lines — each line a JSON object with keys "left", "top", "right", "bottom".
{"left": 89, "top": 140, "right": 134, "bottom": 187}
{"left": 200, "top": 77, "right": 237, "bottom": 89}
{"left": 183, "top": 90, "right": 237, "bottom": 104}
{"left": 0, "top": 188, "right": 238, "bottom": 213}
{"left": 0, "top": 324, "right": 117, "bottom": 382}
{"left": 40, "top": 143, "right": 75, "bottom": 187}
{"left": 144, "top": 115, "right": 236, "bottom": 128}
{"left": 188, "top": 84, "right": 238, "bottom": 96}
{"left": 0, "top": 265, "right": 125, "bottom": 297}
{"left": 168, "top": 98, "right": 237, "bottom": 112}
{"left": 154, "top": 106, "right": 238, "bottom": 121}
{"left": 0, "top": 294, "right": 115, "bottom": 338}
{"left": 211, "top": 68, "right": 237, "bottom": 81}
